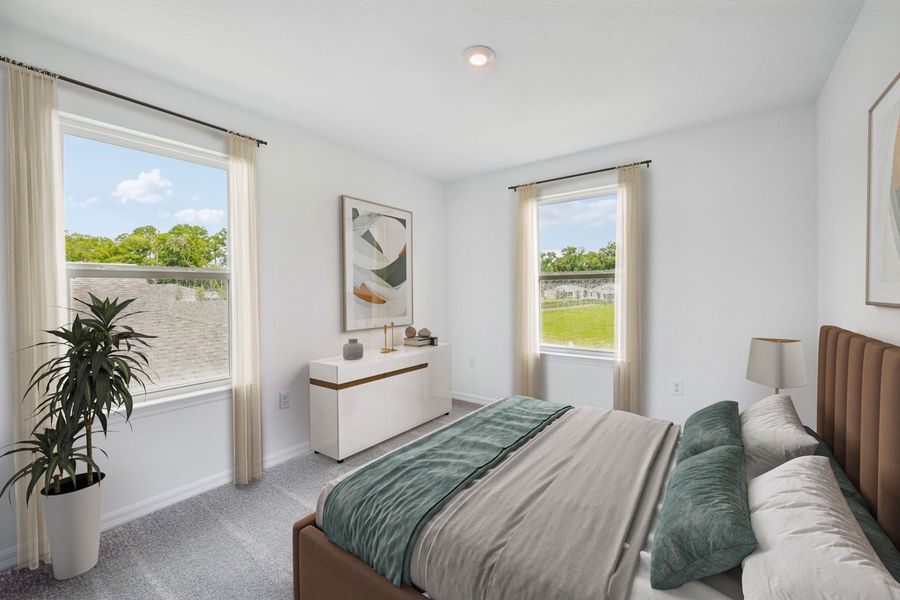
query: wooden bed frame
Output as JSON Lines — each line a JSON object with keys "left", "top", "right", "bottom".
{"left": 292, "top": 513, "right": 423, "bottom": 599}
{"left": 817, "top": 325, "right": 899, "bottom": 547}
{"left": 291, "top": 325, "right": 900, "bottom": 599}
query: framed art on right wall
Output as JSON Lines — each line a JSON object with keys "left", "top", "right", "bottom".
{"left": 867, "top": 72, "right": 900, "bottom": 307}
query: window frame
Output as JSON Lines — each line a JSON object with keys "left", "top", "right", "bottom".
{"left": 60, "top": 113, "right": 233, "bottom": 403}
{"left": 537, "top": 184, "right": 619, "bottom": 359}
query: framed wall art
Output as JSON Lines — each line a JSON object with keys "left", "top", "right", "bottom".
{"left": 867, "top": 72, "right": 900, "bottom": 307}
{"left": 341, "top": 195, "right": 413, "bottom": 330}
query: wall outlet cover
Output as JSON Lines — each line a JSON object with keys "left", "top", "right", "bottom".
{"left": 672, "top": 380, "right": 684, "bottom": 396}
{"left": 278, "top": 392, "right": 290, "bottom": 409}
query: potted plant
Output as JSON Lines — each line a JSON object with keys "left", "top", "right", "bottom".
{"left": 1, "top": 295, "right": 152, "bottom": 579}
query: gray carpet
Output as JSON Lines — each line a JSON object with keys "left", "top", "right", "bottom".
{"left": 0, "top": 400, "right": 479, "bottom": 600}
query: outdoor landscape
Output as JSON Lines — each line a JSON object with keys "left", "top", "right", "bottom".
{"left": 63, "top": 132, "right": 232, "bottom": 391}
{"left": 67, "top": 224, "right": 228, "bottom": 297}
{"left": 66, "top": 225, "right": 231, "bottom": 390}
{"left": 67, "top": 224, "right": 227, "bottom": 269}
{"left": 540, "top": 242, "right": 615, "bottom": 351}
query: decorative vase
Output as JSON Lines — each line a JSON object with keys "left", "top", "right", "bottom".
{"left": 42, "top": 472, "right": 105, "bottom": 580}
{"left": 343, "top": 338, "right": 363, "bottom": 360}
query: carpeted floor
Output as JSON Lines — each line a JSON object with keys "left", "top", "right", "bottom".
{"left": 0, "top": 400, "right": 479, "bottom": 600}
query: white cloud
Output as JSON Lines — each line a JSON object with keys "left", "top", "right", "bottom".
{"left": 539, "top": 197, "right": 617, "bottom": 229}
{"left": 112, "top": 169, "right": 173, "bottom": 204}
{"left": 172, "top": 208, "right": 225, "bottom": 225}
{"left": 78, "top": 196, "right": 99, "bottom": 209}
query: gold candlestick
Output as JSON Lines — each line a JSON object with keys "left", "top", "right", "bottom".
{"left": 380, "top": 323, "right": 397, "bottom": 353}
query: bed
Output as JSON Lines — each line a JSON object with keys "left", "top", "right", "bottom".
{"left": 292, "top": 325, "right": 900, "bottom": 599}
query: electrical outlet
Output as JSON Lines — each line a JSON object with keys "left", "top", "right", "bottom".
{"left": 469, "top": 356, "right": 476, "bottom": 368}
{"left": 672, "top": 380, "right": 684, "bottom": 396}
{"left": 278, "top": 392, "right": 290, "bottom": 409}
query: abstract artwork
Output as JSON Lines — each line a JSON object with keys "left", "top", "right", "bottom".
{"left": 342, "top": 195, "right": 413, "bottom": 330}
{"left": 867, "top": 73, "right": 900, "bottom": 307}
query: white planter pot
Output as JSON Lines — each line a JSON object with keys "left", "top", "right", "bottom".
{"left": 42, "top": 473, "right": 104, "bottom": 580}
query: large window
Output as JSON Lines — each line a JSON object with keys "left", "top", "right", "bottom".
{"left": 538, "top": 187, "right": 617, "bottom": 354}
{"left": 62, "top": 115, "right": 230, "bottom": 397}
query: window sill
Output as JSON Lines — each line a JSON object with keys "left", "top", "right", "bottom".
{"left": 540, "top": 349, "right": 617, "bottom": 364}
{"left": 107, "top": 382, "right": 232, "bottom": 423}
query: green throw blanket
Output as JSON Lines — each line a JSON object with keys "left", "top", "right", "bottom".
{"left": 321, "top": 395, "right": 572, "bottom": 586}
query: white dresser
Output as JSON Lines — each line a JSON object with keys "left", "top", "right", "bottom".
{"left": 309, "top": 344, "right": 451, "bottom": 461}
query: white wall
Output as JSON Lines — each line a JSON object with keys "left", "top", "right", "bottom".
{"left": 817, "top": 0, "right": 900, "bottom": 344}
{"left": 447, "top": 104, "right": 819, "bottom": 426}
{"left": 0, "top": 27, "right": 446, "bottom": 566}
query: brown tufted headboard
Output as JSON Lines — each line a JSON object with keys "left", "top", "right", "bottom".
{"left": 817, "top": 325, "right": 900, "bottom": 548}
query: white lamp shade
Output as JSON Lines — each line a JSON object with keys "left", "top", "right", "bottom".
{"left": 746, "top": 338, "right": 807, "bottom": 390}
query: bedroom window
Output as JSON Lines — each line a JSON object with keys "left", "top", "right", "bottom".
{"left": 61, "top": 115, "right": 230, "bottom": 398}
{"left": 538, "top": 186, "right": 618, "bottom": 355}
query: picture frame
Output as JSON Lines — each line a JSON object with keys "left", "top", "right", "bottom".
{"left": 341, "top": 195, "right": 413, "bottom": 331}
{"left": 867, "top": 72, "right": 900, "bottom": 308}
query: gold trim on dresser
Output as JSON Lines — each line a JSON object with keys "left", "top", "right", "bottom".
{"left": 310, "top": 363, "right": 429, "bottom": 391}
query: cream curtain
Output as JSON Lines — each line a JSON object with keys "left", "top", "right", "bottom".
{"left": 228, "top": 135, "right": 263, "bottom": 484}
{"left": 614, "top": 166, "right": 643, "bottom": 413}
{"left": 6, "top": 66, "right": 65, "bottom": 568}
{"left": 515, "top": 184, "right": 541, "bottom": 397}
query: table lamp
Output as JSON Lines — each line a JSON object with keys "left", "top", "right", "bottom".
{"left": 746, "top": 338, "right": 806, "bottom": 394}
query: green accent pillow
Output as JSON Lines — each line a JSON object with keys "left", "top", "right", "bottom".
{"left": 804, "top": 427, "right": 900, "bottom": 582}
{"left": 651, "top": 445, "right": 757, "bottom": 590}
{"left": 676, "top": 401, "right": 741, "bottom": 463}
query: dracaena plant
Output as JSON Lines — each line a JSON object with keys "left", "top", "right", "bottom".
{"left": 1, "top": 294, "right": 153, "bottom": 501}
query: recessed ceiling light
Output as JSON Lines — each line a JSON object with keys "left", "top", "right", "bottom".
{"left": 464, "top": 46, "right": 495, "bottom": 68}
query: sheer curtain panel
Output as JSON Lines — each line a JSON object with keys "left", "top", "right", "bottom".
{"left": 228, "top": 135, "right": 263, "bottom": 484}
{"left": 6, "top": 65, "right": 65, "bottom": 569}
{"left": 614, "top": 165, "right": 643, "bottom": 413}
{"left": 515, "top": 184, "right": 541, "bottom": 397}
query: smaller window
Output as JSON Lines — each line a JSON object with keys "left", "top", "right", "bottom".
{"left": 538, "top": 187, "right": 618, "bottom": 354}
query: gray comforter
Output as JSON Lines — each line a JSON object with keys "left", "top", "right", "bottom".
{"left": 409, "top": 406, "right": 679, "bottom": 600}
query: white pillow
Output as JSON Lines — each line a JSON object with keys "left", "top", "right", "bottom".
{"left": 742, "top": 455, "right": 900, "bottom": 600}
{"left": 740, "top": 394, "right": 818, "bottom": 478}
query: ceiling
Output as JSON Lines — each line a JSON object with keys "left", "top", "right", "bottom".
{"left": 0, "top": 1, "right": 863, "bottom": 180}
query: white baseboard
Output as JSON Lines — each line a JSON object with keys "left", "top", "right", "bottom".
{"left": 263, "top": 441, "right": 311, "bottom": 469}
{"left": 100, "top": 468, "right": 233, "bottom": 530}
{"left": 0, "top": 545, "right": 16, "bottom": 571}
{"left": 0, "top": 442, "right": 313, "bottom": 571}
{"left": 453, "top": 391, "right": 498, "bottom": 405}
{"left": 103, "top": 441, "right": 311, "bottom": 530}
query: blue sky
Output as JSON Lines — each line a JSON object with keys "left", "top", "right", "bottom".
{"left": 63, "top": 135, "right": 227, "bottom": 238}
{"left": 539, "top": 194, "right": 617, "bottom": 254}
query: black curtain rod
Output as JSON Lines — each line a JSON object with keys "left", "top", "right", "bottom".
{"left": 508, "top": 159, "right": 651, "bottom": 191}
{"left": 1, "top": 55, "right": 268, "bottom": 147}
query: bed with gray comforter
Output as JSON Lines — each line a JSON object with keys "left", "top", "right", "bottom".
{"left": 316, "top": 396, "right": 680, "bottom": 600}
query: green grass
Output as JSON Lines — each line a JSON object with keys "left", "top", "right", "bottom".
{"left": 541, "top": 303, "right": 615, "bottom": 351}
